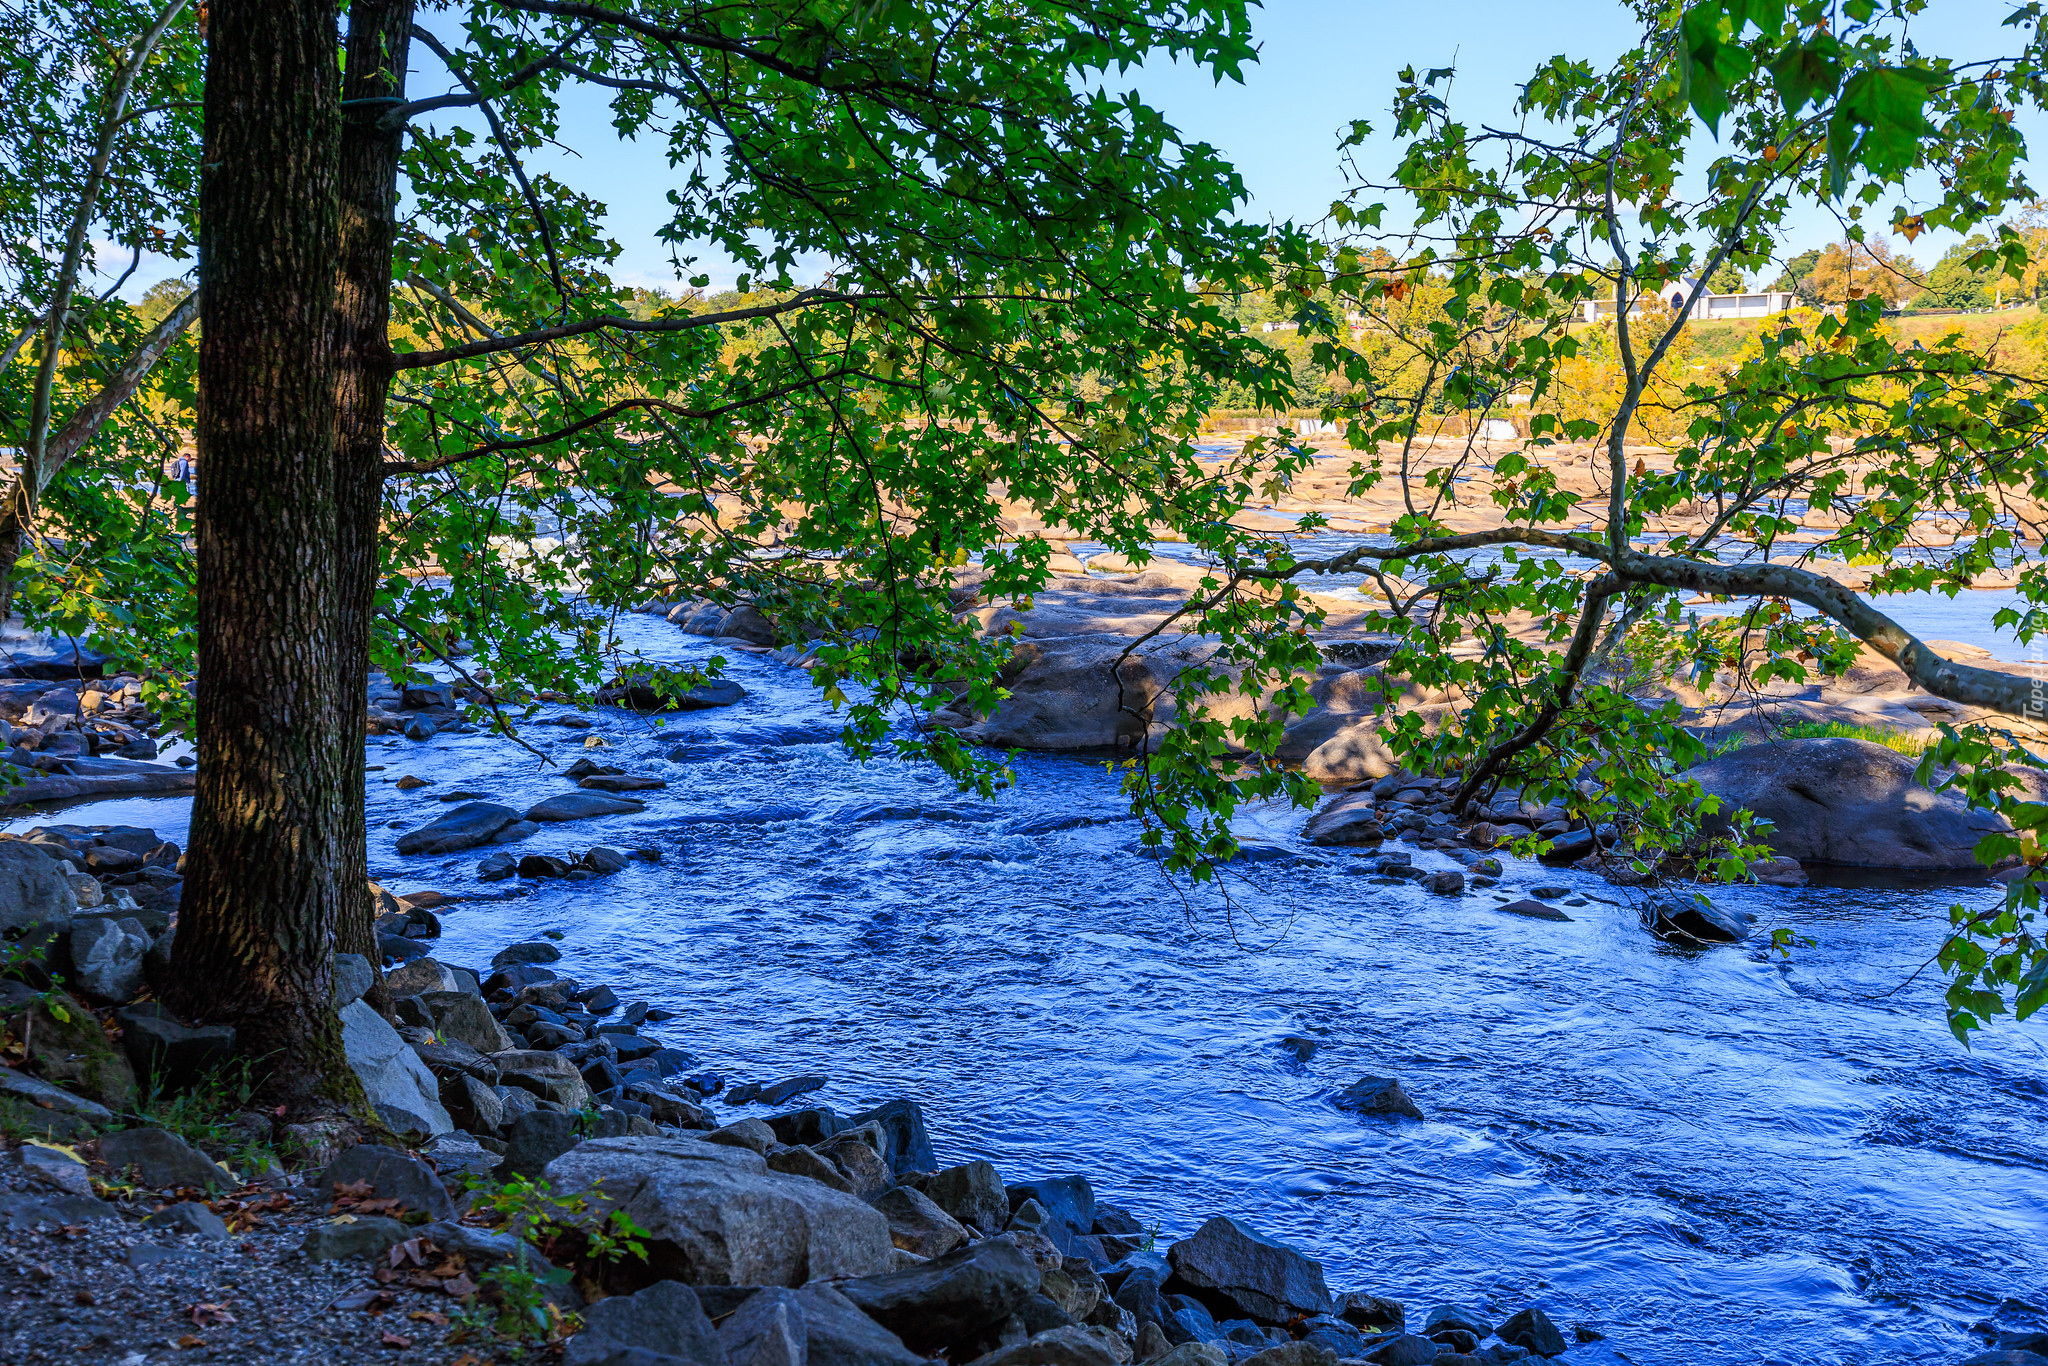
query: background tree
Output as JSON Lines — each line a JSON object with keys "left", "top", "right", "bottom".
{"left": 1768, "top": 245, "right": 1822, "bottom": 302}
{"left": 1914, "top": 233, "right": 1998, "bottom": 308}
{"left": 1804, "top": 236, "right": 1919, "bottom": 307}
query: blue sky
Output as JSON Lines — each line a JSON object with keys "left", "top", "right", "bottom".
{"left": 113, "top": 0, "right": 2044, "bottom": 298}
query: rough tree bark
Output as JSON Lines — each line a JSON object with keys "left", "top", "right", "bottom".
{"left": 331, "top": 0, "right": 415, "bottom": 969}
{"left": 166, "top": 0, "right": 361, "bottom": 1112}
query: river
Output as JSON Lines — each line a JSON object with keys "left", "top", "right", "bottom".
{"left": 13, "top": 608, "right": 2047, "bottom": 1366}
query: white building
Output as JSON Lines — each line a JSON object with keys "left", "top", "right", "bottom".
{"left": 1582, "top": 277, "right": 1795, "bottom": 322}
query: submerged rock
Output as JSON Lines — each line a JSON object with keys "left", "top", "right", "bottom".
{"left": 395, "top": 801, "right": 521, "bottom": 855}
{"left": 1640, "top": 892, "right": 1750, "bottom": 945}
{"left": 1331, "top": 1076, "right": 1424, "bottom": 1121}
{"left": 525, "top": 791, "right": 649, "bottom": 823}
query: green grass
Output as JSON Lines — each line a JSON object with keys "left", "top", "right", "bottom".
{"left": 1772, "top": 719, "right": 1934, "bottom": 754}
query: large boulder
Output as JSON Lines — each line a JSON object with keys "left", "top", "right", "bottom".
{"left": 832, "top": 1236, "right": 1040, "bottom": 1353}
{"left": 795, "top": 1284, "right": 925, "bottom": 1366}
{"left": 913, "top": 1159, "right": 1009, "bottom": 1236}
{"left": 526, "top": 791, "right": 649, "bottom": 823}
{"left": 1165, "top": 1217, "right": 1333, "bottom": 1325}
{"left": 115, "top": 1003, "right": 235, "bottom": 1093}
{"left": 339, "top": 999, "right": 453, "bottom": 1136}
{"left": 1687, "top": 737, "right": 2007, "bottom": 869}
{"left": 0, "top": 840, "right": 78, "bottom": 936}
{"left": 99, "top": 1127, "right": 231, "bottom": 1192}
{"left": 395, "top": 802, "right": 522, "bottom": 855}
{"left": 403, "top": 990, "right": 515, "bottom": 1053}
{"left": 319, "top": 1143, "right": 456, "bottom": 1219}
{"left": 1301, "top": 792, "right": 1384, "bottom": 846}
{"left": 598, "top": 675, "right": 748, "bottom": 712}
{"left": 4, "top": 989, "right": 135, "bottom": 1109}
{"left": 718, "top": 1287, "right": 806, "bottom": 1366}
{"left": 541, "top": 1135, "right": 895, "bottom": 1285}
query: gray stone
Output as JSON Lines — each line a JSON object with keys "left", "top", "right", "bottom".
{"left": 1361, "top": 1335, "right": 1438, "bottom": 1366}
{"left": 795, "top": 1284, "right": 925, "bottom": 1366}
{"left": 0, "top": 1066, "right": 113, "bottom": 1123}
{"left": 423, "top": 1131, "right": 500, "bottom": 1182}
{"left": 442, "top": 1070, "right": 508, "bottom": 1137}
{"left": 1008, "top": 1175, "right": 1095, "bottom": 1246}
{"left": 1165, "top": 1217, "right": 1333, "bottom": 1325}
{"left": 704, "top": 1119, "right": 778, "bottom": 1154}
{"left": 386, "top": 958, "right": 462, "bottom": 996}
{"left": 144, "top": 1201, "right": 230, "bottom": 1239}
{"left": 1336, "top": 1293, "right": 1405, "bottom": 1332}
{"left": 1239, "top": 1345, "right": 1334, "bottom": 1366}
{"left": 0, "top": 839, "right": 78, "bottom": 936}
{"left": 967, "top": 1326, "right": 1122, "bottom": 1366}
{"left": 916, "top": 1160, "right": 1009, "bottom": 1236}
{"left": 411, "top": 990, "right": 515, "bottom": 1053}
{"left": 1497, "top": 899, "right": 1571, "bottom": 922}
{"left": 1689, "top": 736, "right": 2007, "bottom": 869}
{"left": 320, "top": 1143, "right": 456, "bottom": 1219}
{"left": 543, "top": 1135, "right": 894, "bottom": 1285}
{"left": 719, "top": 1287, "right": 806, "bottom": 1366}
{"left": 340, "top": 998, "right": 454, "bottom": 1136}
{"left": 99, "top": 1127, "right": 230, "bottom": 1191}
{"left": 301, "top": 1215, "right": 411, "bottom": 1262}
{"left": 525, "top": 791, "right": 648, "bottom": 823}
{"left": 67, "top": 914, "right": 147, "bottom": 1003}
{"left": 16, "top": 1142, "right": 92, "bottom": 1196}
{"left": 1641, "top": 891, "right": 1751, "bottom": 946}
{"left": 332, "top": 952, "right": 375, "bottom": 1007}
{"left": 494, "top": 1048, "right": 594, "bottom": 1108}
{"left": 1148, "top": 1347, "right": 1225, "bottom": 1366}
{"left": 848, "top": 1097, "right": 938, "bottom": 1176}
{"left": 1496, "top": 1308, "right": 1564, "bottom": 1357}
{"left": 493, "top": 941, "right": 563, "bottom": 967}
{"left": 568, "top": 1281, "right": 728, "bottom": 1366}
{"left": 1301, "top": 792, "right": 1385, "bottom": 846}
{"left": 395, "top": 801, "right": 522, "bottom": 855}
{"left": 835, "top": 1236, "right": 1041, "bottom": 1353}
{"left": 1423, "top": 1305, "right": 1492, "bottom": 1339}
{"left": 1421, "top": 869, "right": 1464, "bottom": 896}
{"left": 0, "top": 1191, "right": 117, "bottom": 1228}
{"left": 115, "top": 1003, "right": 236, "bottom": 1093}
{"left": 503, "top": 1109, "right": 584, "bottom": 1179}
{"left": 872, "top": 1185, "right": 969, "bottom": 1258}
{"left": 1332, "top": 1076, "right": 1424, "bottom": 1121}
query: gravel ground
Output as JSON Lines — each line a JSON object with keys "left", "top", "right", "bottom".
{"left": 0, "top": 1139, "right": 539, "bottom": 1365}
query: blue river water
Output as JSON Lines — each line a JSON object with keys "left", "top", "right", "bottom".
{"left": 14, "top": 610, "right": 2046, "bottom": 1366}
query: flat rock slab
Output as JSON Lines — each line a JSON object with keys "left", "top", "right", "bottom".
{"left": 1497, "top": 898, "right": 1572, "bottom": 922}
{"left": 526, "top": 792, "right": 648, "bottom": 823}
{"left": 395, "top": 802, "right": 521, "bottom": 855}
{"left": 598, "top": 676, "right": 748, "bottom": 712}
{"left": 0, "top": 767, "right": 194, "bottom": 807}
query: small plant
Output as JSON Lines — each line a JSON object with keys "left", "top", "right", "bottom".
{"left": 1772, "top": 719, "right": 1933, "bottom": 755}
{"left": 1139, "top": 1221, "right": 1162, "bottom": 1253}
{"left": 453, "top": 1174, "right": 651, "bottom": 1345}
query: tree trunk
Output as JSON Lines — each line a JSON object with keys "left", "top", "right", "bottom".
{"left": 331, "top": 0, "right": 414, "bottom": 969}
{"left": 167, "top": 0, "right": 359, "bottom": 1113}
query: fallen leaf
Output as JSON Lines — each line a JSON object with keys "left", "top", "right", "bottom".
{"left": 408, "top": 1310, "right": 450, "bottom": 1326}
{"left": 189, "top": 1302, "right": 236, "bottom": 1327}
{"left": 380, "top": 1331, "right": 414, "bottom": 1349}
{"left": 441, "top": 1273, "right": 478, "bottom": 1300}
{"left": 74, "top": 1290, "right": 95, "bottom": 1307}
{"left": 175, "top": 1336, "right": 205, "bottom": 1350}
{"left": 334, "top": 1288, "right": 397, "bottom": 1313}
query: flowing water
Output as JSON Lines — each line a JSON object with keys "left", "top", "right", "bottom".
{"left": 16, "top": 610, "right": 2048, "bottom": 1366}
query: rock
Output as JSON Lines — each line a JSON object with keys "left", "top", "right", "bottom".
{"left": 1332, "top": 1076, "right": 1423, "bottom": 1121}
{"left": 1361, "top": 1335, "right": 1439, "bottom": 1365}
{"left": 1164, "top": 1216, "right": 1333, "bottom": 1324}
{"left": 526, "top": 791, "right": 648, "bottom": 822}
{"left": 1336, "top": 1293, "right": 1405, "bottom": 1332}
{"left": 4, "top": 990, "right": 136, "bottom": 1109}
{"left": 566, "top": 1280, "right": 728, "bottom": 1366}
{"left": 478, "top": 851, "right": 517, "bottom": 881}
{"left": 1240, "top": 1344, "right": 1335, "bottom": 1366}
{"left": 395, "top": 801, "right": 522, "bottom": 855}
{"left": 441, "top": 1071, "right": 508, "bottom": 1137}
{"left": 494, "top": 941, "right": 564, "bottom": 968}
{"left": 495, "top": 1049, "right": 595, "bottom": 1108}
{"left": 301, "top": 1215, "right": 410, "bottom": 1262}
{"left": 872, "top": 1185, "right": 969, "bottom": 1258}
{"left": 834, "top": 1236, "right": 1042, "bottom": 1352}
{"left": 967, "top": 1325, "right": 1123, "bottom": 1366}
{"left": 1745, "top": 854, "right": 1808, "bottom": 886}
{"left": 542, "top": 1135, "right": 895, "bottom": 1285}
{"left": 332, "top": 952, "right": 375, "bottom": 1007}
{"left": 719, "top": 1288, "right": 806, "bottom": 1366}
{"left": 583, "top": 775, "right": 668, "bottom": 792}
{"left": 1688, "top": 736, "right": 2008, "bottom": 869}
{"left": 1008, "top": 1175, "right": 1095, "bottom": 1248}
{"left": 410, "top": 990, "right": 516, "bottom": 1053}
{"left": 743, "top": 1073, "right": 825, "bottom": 1106}
{"left": 1149, "top": 1346, "right": 1226, "bottom": 1366}
{"left": 768, "top": 1143, "right": 855, "bottom": 1193}
{"left": 1537, "top": 828, "right": 1594, "bottom": 863}
{"left": 143, "top": 1201, "right": 230, "bottom": 1239}
{"left": 1041, "top": 1264, "right": 1104, "bottom": 1321}
{"left": 16, "top": 1141, "right": 93, "bottom": 1196}
{"left": 1959, "top": 1355, "right": 2048, "bottom": 1366}
{"left": 704, "top": 1119, "right": 778, "bottom": 1154}
{"left": 99, "top": 1127, "right": 230, "bottom": 1191}
{"left": 320, "top": 1143, "right": 456, "bottom": 1218}
{"left": 583, "top": 846, "right": 631, "bottom": 874}
{"left": 1496, "top": 1308, "right": 1565, "bottom": 1357}
{"left": 795, "top": 1283, "right": 926, "bottom": 1366}
{"left": 1302, "top": 792, "right": 1385, "bottom": 846}
{"left": 65, "top": 914, "right": 147, "bottom": 1004}
{"left": 0, "top": 1067, "right": 113, "bottom": 1123}
{"left": 1421, "top": 869, "right": 1464, "bottom": 896}
{"left": 115, "top": 1003, "right": 236, "bottom": 1093}
{"left": 502, "top": 1109, "right": 585, "bottom": 1179}
{"left": 918, "top": 1159, "right": 1009, "bottom": 1235}
{"left": 1496, "top": 899, "right": 1571, "bottom": 922}
{"left": 1423, "top": 1305, "right": 1492, "bottom": 1339}
{"left": 339, "top": 998, "right": 454, "bottom": 1136}
{"left": 385, "top": 957, "right": 461, "bottom": 996}
{"left": 597, "top": 675, "right": 748, "bottom": 712}
{"left": 423, "top": 1131, "right": 501, "bottom": 1182}
{"left": 1641, "top": 891, "right": 1751, "bottom": 945}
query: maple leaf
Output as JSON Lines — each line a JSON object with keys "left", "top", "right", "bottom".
{"left": 1897, "top": 214, "right": 1926, "bottom": 242}
{"left": 442, "top": 1273, "right": 479, "bottom": 1300}
{"left": 381, "top": 1331, "right": 415, "bottom": 1349}
{"left": 408, "top": 1310, "right": 451, "bottom": 1326}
